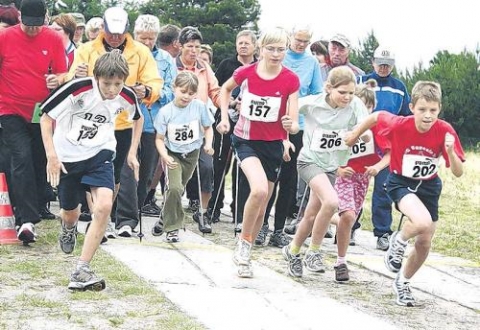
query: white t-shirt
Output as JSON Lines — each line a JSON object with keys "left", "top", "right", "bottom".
{"left": 41, "top": 77, "right": 141, "bottom": 162}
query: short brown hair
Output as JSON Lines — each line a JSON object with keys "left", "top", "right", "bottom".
{"left": 52, "top": 13, "right": 77, "bottom": 42}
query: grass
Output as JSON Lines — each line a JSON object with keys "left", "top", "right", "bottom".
{"left": 0, "top": 220, "right": 206, "bottom": 330}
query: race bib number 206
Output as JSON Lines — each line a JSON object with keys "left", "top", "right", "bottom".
{"left": 310, "top": 129, "right": 348, "bottom": 153}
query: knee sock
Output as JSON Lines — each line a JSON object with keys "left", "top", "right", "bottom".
{"left": 396, "top": 233, "right": 408, "bottom": 246}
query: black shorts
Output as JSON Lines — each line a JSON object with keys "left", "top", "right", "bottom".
{"left": 58, "top": 150, "right": 115, "bottom": 211}
{"left": 231, "top": 135, "right": 283, "bottom": 183}
{"left": 113, "top": 129, "right": 132, "bottom": 184}
{"left": 385, "top": 173, "right": 442, "bottom": 221}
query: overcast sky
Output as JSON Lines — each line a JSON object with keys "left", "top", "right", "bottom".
{"left": 257, "top": 0, "right": 479, "bottom": 73}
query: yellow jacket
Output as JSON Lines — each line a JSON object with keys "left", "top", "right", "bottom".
{"left": 67, "top": 32, "right": 163, "bottom": 129}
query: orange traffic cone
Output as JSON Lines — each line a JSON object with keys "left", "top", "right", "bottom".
{"left": 0, "top": 172, "right": 20, "bottom": 245}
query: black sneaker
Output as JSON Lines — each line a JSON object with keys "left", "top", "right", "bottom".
{"left": 166, "top": 229, "right": 179, "bottom": 243}
{"left": 68, "top": 267, "right": 106, "bottom": 291}
{"left": 268, "top": 230, "right": 291, "bottom": 248}
{"left": 334, "top": 263, "right": 350, "bottom": 282}
{"left": 151, "top": 217, "right": 164, "bottom": 236}
{"left": 59, "top": 223, "right": 77, "bottom": 254}
{"left": 207, "top": 208, "right": 221, "bottom": 223}
{"left": 193, "top": 211, "right": 212, "bottom": 233}
{"left": 284, "top": 218, "right": 300, "bottom": 235}
{"left": 141, "top": 203, "right": 161, "bottom": 216}
{"left": 78, "top": 212, "right": 92, "bottom": 222}
{"left": 254, "top": 224, "right": 269, "bottom": 246}
{"left": 17, "top": 222, "right": 37, "bottom": 244}
{"left": 39, "top": 205, "right": 56, "bottom": 220}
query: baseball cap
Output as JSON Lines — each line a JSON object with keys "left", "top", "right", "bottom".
{"left": 374, "top": 45, "right": 395, "bottom": 66}
{"left": 103, "top": 7, "right": 129, "bottom": 34}
{"left": 330, "top": 33, "right": 350, "bottom": 48}
{"left": 20, "top": 0, "right": 46, "bottom": 27}
{"left": 70, "top": 13, "right": 86, "bottom": 27}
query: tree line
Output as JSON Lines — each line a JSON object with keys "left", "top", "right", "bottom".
{"left": 42, "top": 0, "right": 480, "bottom": 146}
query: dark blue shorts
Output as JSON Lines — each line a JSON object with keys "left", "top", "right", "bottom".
{"left": 231, "top": 135, "right": 283, "bottom": 183}
{"left": 385, "top": 173, "right": 442, "bottom": 221}
{"left": 58, "top": 150, "right": 115, "bottom": 211}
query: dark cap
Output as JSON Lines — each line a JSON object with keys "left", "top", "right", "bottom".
{"left": 20, "top": 0, "right": 46, "bottom": 27}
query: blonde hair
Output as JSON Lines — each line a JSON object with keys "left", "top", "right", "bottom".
{"left": 85, "top": 17, "right": 103, "bottom": 39}
{"left": 326, "top": 66, "right": 356, "bottom": 89}
{"left": 174, "top": 71, "right": 199, "bottom": 93}
{"left": 258, "top": 27, "right": 290, "bottom": 48}
{"left": 355, "top": 79, "right": 377, "bottom": 109}
{"left": 411, "top": 81, "right": 442, "bottom": 107}
{"left": 200, "top": 44, "right": 213, "bottom": 63}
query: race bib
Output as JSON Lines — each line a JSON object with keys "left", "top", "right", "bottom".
{"left": 66, "top": 116, "right": 110, "bottom": 147}
{"left": 240, "top": 91, "right": 281, "bottom": 122}
{"left": 349, "top": 131, "right": 375, "bottom": 159}
{"left": 167, "top": 120, "right": 200, "bottom": 145}
{"left": 310, "top": 129, "right": 348, "bottom": 153}
{"left": 402, "top": 154, "right": 439, "bottom": 179}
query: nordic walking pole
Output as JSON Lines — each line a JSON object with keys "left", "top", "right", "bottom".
{"left": 137, "top": 207, "right": 144, "bottom": 242}
{"left": 196, "top": 161, "right": 208, "bottom": 235}
{"left": 397, "top": 213, "right": 405, "bottom": 232}
{"left": 234, "top": 158, "right": 240, "bottom": 237}
{"left": 211, "top": 144, "right": 233, "bottom": 223}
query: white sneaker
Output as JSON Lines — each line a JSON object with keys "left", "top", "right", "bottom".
{"left": 233, "top": 238, "right": 252, "bottom": 266}
{"left": 117, "top": 225, "right": 132, "bottom": 238}
{"left": 105, "top": 222, "right": 117, "bottom": 239}
{"left": 17, "top": 223, "right": 37, "bottom": 243}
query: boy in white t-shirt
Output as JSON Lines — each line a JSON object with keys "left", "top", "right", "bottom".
{"left": 40, "top": 50, "right": 143, "bottom": 291}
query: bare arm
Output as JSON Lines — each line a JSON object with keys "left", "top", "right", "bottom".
{"left": 344, "top": 112, "right": 380, "bottom": 147}
{"left": 203, "top": 126, "right": 214, "bottom": 155}
{"left": 39, "top": 114, "right": 66, "bottom": 187}
{"left": 282, "top": 91, "right": 299, "bottom": 135}
{"left": 445, "top": 133, "right": 463, "bottom": 177}
{"left": 155, "top": 133, "right": 178, "bottom": 169}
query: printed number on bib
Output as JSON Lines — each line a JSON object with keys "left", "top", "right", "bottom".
{"left": 349, "top": 131, "right": 375, "bottom": 159}
{"left": 240, "top": 91, "right": 281, "bottom": 122}
{"left": 168, "top": 120, "right": 199, "bottom": 146}
{"left": 402, "top": 154, "right": 439, "bottom": 179}
{"left": 66, "top": 115, "right": 110, "bottom": 147}
{"left": 310, "top": 129, "right": 348, "bottom": 152}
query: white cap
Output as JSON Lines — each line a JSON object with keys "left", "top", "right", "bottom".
{"left": 373, "top": 45, "right": 395, "bottom": 66}
{"left": 103, "top": 7, "right": 129, "bottom": 34}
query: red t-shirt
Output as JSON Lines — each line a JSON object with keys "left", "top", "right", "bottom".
{"left": 346, "top": 125, "right": 391, "bottom": 173}
{"left": 233, "top": 63, "right": 300, "bottom": 141}
{"left": 0, "top": 25, "right": 67, "bottom": 121}
{"left": 376, "top": 112, "right": 465, "bottom": 180}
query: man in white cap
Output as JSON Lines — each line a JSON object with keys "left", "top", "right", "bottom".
{"left": 358, "top": 45, "right": 411, "bottom": 251}
{"left": 66, "top": 6, "right": 162, "bottom": 241}
{"left": 0, "top": 0, "right": 66, "bottom": 243}
{"left": 320, "top": 33, "right": 364, "bottom": 81}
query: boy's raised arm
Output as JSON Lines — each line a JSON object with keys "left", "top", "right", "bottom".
{"left": 345, "top": 112, "right": 381, "bottom": 147}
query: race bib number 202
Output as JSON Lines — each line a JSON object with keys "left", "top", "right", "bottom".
{"left": 402, "top": 154, "right": 440, "bottom": 179}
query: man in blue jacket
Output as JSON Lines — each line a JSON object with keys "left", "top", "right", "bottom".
{"left": 359, "top": 45, "right": 411, "bottom": 250}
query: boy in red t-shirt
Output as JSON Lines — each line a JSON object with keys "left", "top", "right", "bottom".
{"left": 346, "top": 81, "right": 465, "bottom": 307}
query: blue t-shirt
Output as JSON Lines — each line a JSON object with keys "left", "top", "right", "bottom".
{"left": 283, "top": 49, "right": 323, "bottom": 130}
{"left": 154, "top": 99, "right": 214, "bottom": 154}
